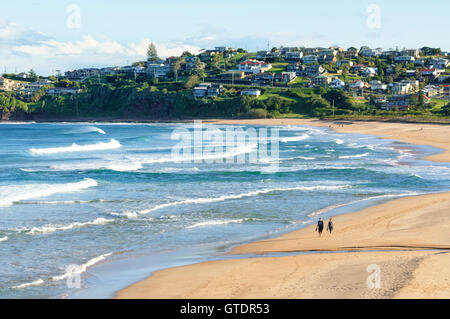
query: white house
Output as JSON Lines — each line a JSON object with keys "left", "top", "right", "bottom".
{"left": 336, "top": 60, "right": 354, "bottom": 68}
{"left": 329, "top": 78, "right": 346, "bottom": 89}
{"left": 394, "top": 55, "right": 415, "bottom": 63}
{"left": 238, "top": 60, "right": 272, "bottom": 74}
{"left": 241, "top": 89, "right": 261, "bottom": 97}
{"left": 369, "top": 80, "right": 387, "bottom": 91}
{"left": 349, "top": 80, "right": 365, "bottom": 89}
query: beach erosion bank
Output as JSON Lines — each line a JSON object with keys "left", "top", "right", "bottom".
{"left": 115, "top": 119, "right": 450, "bottom": 299}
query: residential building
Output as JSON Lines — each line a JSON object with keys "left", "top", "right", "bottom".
{"left": 400, "top": 80, "right": 420, "bottom": 91}
{"left": 279, "top": 72, "right": 297, "bottom": 83}
{"left": 0, "top": 77, "right": 15, "bottom": 91}
{"left": 444, "top": 85, "right": 450, "bottom": 99}
{"left": 349, "top": 80, "right": 366, "bottom": 90}
{"left": 329, "top": 78, "right": 345, "bottom": 89}
{"left": 429, "top": 58, "right": 450, "bottom": 70}
{"left": 238, "top": 60, "right": 272, "bottom": 74}
{"left": 380, "top": 50, "right": 400, "bottom": 59}
{"left": 336, "top": 60, "right": 354, "bottom": 67}
{"left": 46, "top": 87, "right": 82, "bottom": 96}
{"left": 193, "top": 86, "right": 208, "bottom": 98}
{"left": 312, "top": 75, "right": 331, "bottom": 86}
{"left": 422, "top": 85, "right": 441, "bottom": 97}
{"left": 359, "top": 48, "right": 381, "bottom": 57}
{"left": 369, "top": 80, "right": 387, "bottom": 91}
{"left": 344, "top": 47, "right": 359, "bottom": 58}
{"left": 420, "top": 68, "right": 439, "bottom": 78}
{"left": 207, "top": 83, "right": 224, "bottom": 98}
{"left": 385, "top": 95, "right": 412, "bottom": 111}
{"left": 252, "top": 72, "right": 275, "bottom": 83}
{"left": 65, "top": 68, "right": 100, "bottom": 81}
{"left": 361, "top": 67, "right": 377, "bottom": 77}
{"left": 285, "top": 51, "right": 303, "bottom": 61}
{"left": 193, "top": 83, "right": 212, "bottom": 98}
{"left": 241, "top": 89, "right": 261, "bottom": 97}
{"left": 100, "top": 67, "right": 120, "bottom": 75}
{"left": 401, "top": 49, "right": 420, "bottom": 58}
{"left": 304, "top": 65, "right": 325, "bottom": 77}
{"left": 350, "top": 64, "right": 367, "bottom": 74}
{"left": 146, "top": 63, "right": 171, "bottom": 78}
{"left": 302, "top": 48, "right": 318, "bottom": 56}
{"left": 389, "top": 82, "right": 413, "bottom": 95}
{"left": 302, "top": 55, "right": 318, "bottom": 64}
{"left": 394, "top": 55, "right": 415, "bottom": 63}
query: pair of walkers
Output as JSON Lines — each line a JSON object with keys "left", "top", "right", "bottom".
{"left": 315, "top": 218, "right": 333, "bottom": 237}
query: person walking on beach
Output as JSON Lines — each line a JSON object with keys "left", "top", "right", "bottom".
{"left": 327, "top": 218, "right": 334, "bottom": 236}
{"left": 316, "top": 218, "right": 324, "bottom": 237}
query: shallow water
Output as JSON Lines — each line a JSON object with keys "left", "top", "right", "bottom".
{"left": 0, "top": 122, "right": 449, "bottom": 298}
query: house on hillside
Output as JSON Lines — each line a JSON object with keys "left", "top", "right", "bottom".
{"left": 241, "top": 88, "right": 261, "bottom": 97}
{"left": 302, "top": 55, "right": 318, "bottom": 64}
{"left": 394, "top": 55, "right": 415, "bottom": 63}
{"left": 304, "top": 65, "right": 325, "bottom": 77}
{"left": 312, "top": 75, "right": 331, "bottom": 87}
{"left": 369, "top": 80, "right": 387, "bottom": 92}
{"left": 285, "top": 51, "right": 303, "bottom": 61}
{"left": 329, "top": 78, "right": 346, "bottom": 89}
{"left": 46, "top": 87, "right": 82, "bottom": 97}
{"left": 344, "top": 47, "right": 359, "bottom": 58}
{"left": 238, "top": 60, "right": 272, "bottom": 74}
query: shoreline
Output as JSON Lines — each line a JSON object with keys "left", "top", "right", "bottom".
{"left": 114, "top": 118, "right": 450, "bottom": 299}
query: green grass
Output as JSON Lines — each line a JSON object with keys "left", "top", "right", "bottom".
{"left": 268, "top": 62, "right": 289, "bottom": 74}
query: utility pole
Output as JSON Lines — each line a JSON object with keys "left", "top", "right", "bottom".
{"left": 332, "top": 99, "right": 335, "bottom": 116}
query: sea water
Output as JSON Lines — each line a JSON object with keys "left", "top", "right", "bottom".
{"left": 0, "top": 122, "right": 449, "bottom": 298}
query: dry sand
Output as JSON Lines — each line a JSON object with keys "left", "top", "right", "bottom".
{"left": 116, "top": 119, "right": 450, "bottom": 299}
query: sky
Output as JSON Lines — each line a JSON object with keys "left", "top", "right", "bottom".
{"left": 1, "top": 0, "right": 449, "bottom": 75}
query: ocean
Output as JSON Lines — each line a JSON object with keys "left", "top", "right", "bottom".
{"left": 0, "top": 122, "right": 449, "bottom": 298}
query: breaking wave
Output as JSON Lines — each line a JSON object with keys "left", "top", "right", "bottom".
{"left": 29, "top": 139, "right": 121, "bottom": 155}
{"left": 0, "top": 178, "right": 98, "bottom": 207}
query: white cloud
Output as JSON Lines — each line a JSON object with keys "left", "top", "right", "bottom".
{"left": 0, "top": 20, "right": 201, "bottom": 76}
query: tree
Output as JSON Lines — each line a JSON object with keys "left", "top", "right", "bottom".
{"left": 172, "top": 60, "right": 182, "bottom": 82}
{"left": 183, "top": 75, "right": 199, "bottom": 89}
{"left": 146, "top": 43, "right": 159, "bottom": 62}
{"left": 28, "top": 69, "right": 38, "bottom": 82}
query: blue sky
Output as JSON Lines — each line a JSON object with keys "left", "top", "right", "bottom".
{"left": 1, "top": 0, "right": 449, "bottom": 75}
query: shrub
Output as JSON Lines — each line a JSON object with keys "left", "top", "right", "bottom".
{"left": 244, "top": 108, "right": 267, "bottom": 118}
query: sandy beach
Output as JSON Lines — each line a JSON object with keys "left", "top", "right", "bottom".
{"left": 116, "top": 119, "right": 450, "bottom": 299}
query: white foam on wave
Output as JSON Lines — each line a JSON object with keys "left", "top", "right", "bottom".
{"left": 334, "top": 139, "right": 344, "bottom": 144}
{"left": 339, "top": 153, "right": 369, "bottom": 159}
{"left": 114, "top": 184, "right": 351, "bottom": 217}
{"left": 0, "top": 178, "right": 98, "bottom": 207}
{"left": 51, "top": 253, "right": 112, "bottom": 282}
{"left": 280, "top": 134, "right": 310, "bottom": 143}
{"left": 186, "top": 219, "right": 245, "bottom": 229}
{"left": 29, "top": 139, "right": 121, "bottom": 155}
{"left": 15, "top": 218, "right": 114, "bottom": 235}
{"left": 0, "top": 236, "right": 7, "bottom": 242}
{"left": 12, "top": 279, "right": 45, "bottom": 289}
{"left": 12, "top": 253, "right": 112, "bottom": 289}
{"left": 49, "top": 144, "right": 257, "bottom": 172}
{"left": 308, "top": 192, "right": 421, "bottom": 218}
